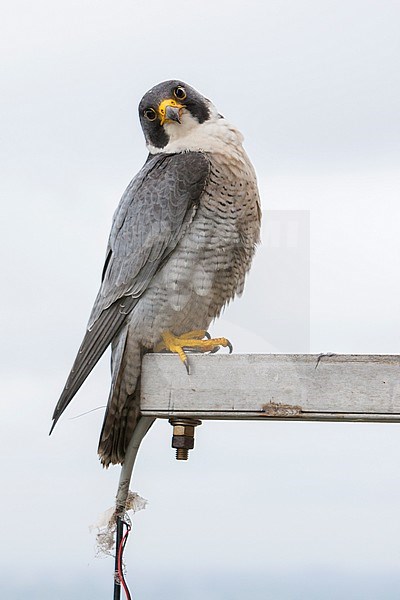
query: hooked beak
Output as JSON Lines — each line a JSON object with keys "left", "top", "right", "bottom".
{"left": 158, "top": 98, "right": 185, "bottom": 126}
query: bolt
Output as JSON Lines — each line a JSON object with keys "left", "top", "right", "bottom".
{"left": 169, "top": 418, "right": 202, "bottom": 461}
{"left": 176, "top": 448, "right": 189, "bottom": 461}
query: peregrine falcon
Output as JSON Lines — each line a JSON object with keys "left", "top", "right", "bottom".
{"left": 51, "top": 80, "right": 261, "bottom": 467}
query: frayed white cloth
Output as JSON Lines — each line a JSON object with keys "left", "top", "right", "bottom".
{"left": 90, "top": 491, "right": 148, "bottom": 557}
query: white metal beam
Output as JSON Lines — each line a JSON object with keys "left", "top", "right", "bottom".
{"left": 140, "top": 354, "right": 400, "bottom": 423}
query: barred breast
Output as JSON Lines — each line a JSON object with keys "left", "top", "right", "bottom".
{"left": 128, "top": 147, "right": 261, "bottom": 347}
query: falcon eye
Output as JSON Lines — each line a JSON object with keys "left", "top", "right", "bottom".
{"left": 173, "top": 86, "right": 187, "bottom": 101}
{"left": 144, "top": 108, "right": 157, "bottom": 121}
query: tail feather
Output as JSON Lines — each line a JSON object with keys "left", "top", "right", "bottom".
{"left": 98, "top": 328, "right": 144, "bottom": 467}
{"left": 52, "top": 296, "right": 146, "bottom": 467}
{"left": 98, "top": 390, "right": 141, "bottom": 467}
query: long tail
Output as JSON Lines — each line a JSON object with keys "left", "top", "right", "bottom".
{"left": 98, "top": 327, "right": 145, "bottom": 467}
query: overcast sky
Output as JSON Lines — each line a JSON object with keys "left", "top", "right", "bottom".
{"left": 1, "top": 1, "right": 400, "bottom": 598}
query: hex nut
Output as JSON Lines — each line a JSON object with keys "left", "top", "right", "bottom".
{"left": 172, "top": 435, "right": 195, "bottom": 450}
{"left": 173, "top": 425, "right": 195, "bottom": 437}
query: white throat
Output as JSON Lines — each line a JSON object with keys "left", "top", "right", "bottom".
{"left": 147, "top": 106, "right": 244, "bottom": 155}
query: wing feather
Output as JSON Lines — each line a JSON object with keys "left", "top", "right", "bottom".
{"left": 51, "top": 152, "right": 210, "bottom": 430}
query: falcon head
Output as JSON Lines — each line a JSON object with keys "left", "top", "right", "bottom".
{"left": 138, "top": 80, "right": 220, "bottom": 153}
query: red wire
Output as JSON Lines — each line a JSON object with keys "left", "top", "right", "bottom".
{"left": 117, "top": 521, "right": 132, "bottom": 600}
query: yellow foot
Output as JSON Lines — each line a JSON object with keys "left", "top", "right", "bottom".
{"left": 157, "top": 330, "right": 233, "bottom": 374}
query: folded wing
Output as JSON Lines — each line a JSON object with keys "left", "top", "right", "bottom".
{"left": 51, "top": 152, "right": 210, "bottom": 432}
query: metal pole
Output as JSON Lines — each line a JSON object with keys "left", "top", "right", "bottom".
{"left": 112, "top": 416, "right": 155, "bottom": 599}
{"left": 115, "top": 417, "right": 154, "bottom": 516}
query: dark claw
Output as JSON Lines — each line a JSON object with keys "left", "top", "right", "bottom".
{"left": 210, "top": 345, "right": 220, "bottom": 354}
{"left": 184, "top": 358, "right": 190, "bottom": 375}
{"left": 204, "top": 331, "right": 211, "bottom": 339}
{"left": 227, "top": 341, "right": 233, "bottom": 354}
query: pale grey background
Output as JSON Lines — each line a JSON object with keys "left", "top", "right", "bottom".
{"left": 1, "top": 0, "right": 399, "bottom": 598}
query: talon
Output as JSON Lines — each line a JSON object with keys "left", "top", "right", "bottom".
{"left": 209, "top": 345, "right": 220, "bottom": 354}
{"left": 160, "top": 331, "right": 234, "bottom": 367}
